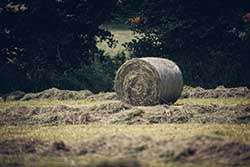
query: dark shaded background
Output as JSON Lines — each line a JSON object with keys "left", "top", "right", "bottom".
{"left": 0, "top": 0, "right": 250, "bottom": 93}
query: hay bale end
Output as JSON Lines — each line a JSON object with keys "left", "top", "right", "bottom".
{"left": 114, "top": 57, "right": 183, "bottom": 106}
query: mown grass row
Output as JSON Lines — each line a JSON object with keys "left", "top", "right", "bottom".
{"left": 0, "top": 97, "right": 249, "bottom": 109}
{"left": 1, "top": 124, "right": 250, "bottom": 144}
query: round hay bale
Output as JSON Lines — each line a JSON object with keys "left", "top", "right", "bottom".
{"left": 114, "top": 57, "right": 183, "bottom": 106}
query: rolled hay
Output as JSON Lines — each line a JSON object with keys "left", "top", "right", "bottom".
{"left": 114, "top": 57, "right": 183, "bottom": 106}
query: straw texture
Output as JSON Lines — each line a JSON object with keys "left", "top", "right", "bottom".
{"left": 115, "top": 57, "right": 183, "bottom": 106}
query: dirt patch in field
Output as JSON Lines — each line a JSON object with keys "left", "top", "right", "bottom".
{"left": 1, "top": 103, "right": 250, "bottom": 125}
{"left": 0, "top": 139, "right": 47, "bottom": 155}
{"left": 1, "top": 135, "right": 250, "bottom": 166}
{"left": 86, "top": 158, "right": 143, "bottom": 167}
{"left": 181, "top": 85, "right": 250, "bottom": 98}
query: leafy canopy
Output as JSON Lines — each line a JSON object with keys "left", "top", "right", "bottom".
{"left": 127, "top": 0, "right": 250, "bottom": 88}
{"left": 0, "top": 0, "right": 118, "bottom": 92}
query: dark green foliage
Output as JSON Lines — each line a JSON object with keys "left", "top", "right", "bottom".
{"left": 53, "top": 53, "right": 126, "bottom": 93}
{"left": 111, "top": 0, "right": 144, "bottom": 23}
{"left": 126, "top": 0, "right": 250, "bottom": 88}
{"left": 0, "top": 0, "right": 120, "bottom": 93}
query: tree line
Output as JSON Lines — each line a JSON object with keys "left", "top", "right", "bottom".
{"left": 1, "top": 0, "right": 249, "bottom": 93}
{"left": 126, "top": 0, "right": 250, "bottom": 88}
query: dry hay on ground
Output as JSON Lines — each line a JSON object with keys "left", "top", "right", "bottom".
{"left": 0, "top": 88, "right": 93, "bottom": 101}
{"left": 1, "top": 85, "right": 249, "bottom": 102}
{"left": 0, "top": 91, "right": 25, "bottom": 102}
{"left": 1, "top": 86, "right": 250, "bottom": 166}
{"left": 181, "top": 85, "right": 250, "bottom": 98}
{"left": 1, "top": 102, "right": 249, "bottom": 125}
{"left": 21, "top": 88, "right": 93, "bottom": 101}
{"left": 0, "top": 88, "right": 119, "bottom": 102}
{"left": 86, "top": 92, "right": 118, "bottom": 101}
{"left": 1, "top": 135, "right": 250, "bottom": 166}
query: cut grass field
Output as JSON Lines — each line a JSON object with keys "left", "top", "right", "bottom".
{"left": 0, "top": 97, "right": 249, "bottom": 109}
{"left": 1, "top": 124, "right": 250, "bottom": 167}
{"left": 1, "top": 124, "right": 250, "bottom": 144}
{"left": 0, "top": 154, "right": 231, "bottom": 167}
{"left": 0, "top": 99, "right": 120, "bottom": 109}
{"left": 0, "top": 96, "right": 250, "bottom": 167}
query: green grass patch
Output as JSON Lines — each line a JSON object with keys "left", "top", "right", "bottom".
{"left": 0, "top": 99, "right": 120, "bottom": 109}
{"left": 0, "top": 97, "right": 249, "bottom": 110}
{"left": 1, "top": 124, "right": 250, "bottom": 144}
